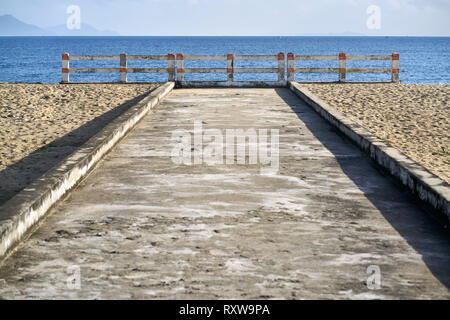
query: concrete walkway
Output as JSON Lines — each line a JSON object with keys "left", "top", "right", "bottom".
{"left": 0, "top": 88, "right": 449, "bottom": 299}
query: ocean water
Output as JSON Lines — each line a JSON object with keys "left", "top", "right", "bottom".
{"left": 0, "top": 36, "right": 448, "bottom": 84}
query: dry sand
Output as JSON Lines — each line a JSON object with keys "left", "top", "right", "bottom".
{"left": 301, "top": 83, "right": 450, "bottom": 184}
{"left": 0, "top": 83, "right": 159, "bottom": 205}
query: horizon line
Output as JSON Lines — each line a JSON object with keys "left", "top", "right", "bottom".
{"left": 1, "top": 35, "right": 449, "bottom": 37}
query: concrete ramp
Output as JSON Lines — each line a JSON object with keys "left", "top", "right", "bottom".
{"left": 0, "top": 88, "right": 449, "bottom": 299}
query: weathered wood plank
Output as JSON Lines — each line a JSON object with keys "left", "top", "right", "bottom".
{"left": 347, "top": 55, "right": 392, "bottom": 61}
{"left": 70, "top": 55, "right": 120, "bottom": 61}
{"left": 287, "top": 53, "right": 295, "bottom": 81}
{"left": 294, "top": 55, "right": 337, "bottom": 61}
{"left": 182, "top": 68, "right": 227, "bottom": 73}
{"left": 346, "top": 68, "right": 392, "bottom": 74}
{"left": 120, "top": 53, "right": 127, "bottom": 83}
{"left": 127, "top": 55, "right": 169, "bottom": 61}
{"left": 227, "top": 54, "right": 234, "bottom": 82}
{"left": 69, "top": 68, "right": 120, "bottom": 73}
{"left": 294, "top": 68, "right": 339, "bottom": 73}
{"left": 278, "top": 53, "right": 285, "bottom": 82}
{"left": 392, "top": 53, "right": 400, "bottom": 82}
{"left": 339, "top": 53, "right": 346, "bottom": 82}
{"left": 183, "top": 55, "right": 227, "bottom": 61}
{"left": 168, "top": 54, "right": 175, "bottom": 81}
{"left": 127, "top": 68, "right": 169, "bottom": 73}
{"left": 177, "top": 54, "right": 184, "bottom": 81}
{"left": 234, "top": 55, "right": 278, "bottom": 60}
{"left": 62, "top": 53, "right": 70, "bottom": 83}
{"left": 234, "top": 68, "right": 278, "bottom": 73}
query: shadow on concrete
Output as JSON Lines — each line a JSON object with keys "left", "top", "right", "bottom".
{"left": 275, "top": 87, "right": 450, "bottom": 290}
{"left": 0, "top": 90, "right": 154, "bottom": 207}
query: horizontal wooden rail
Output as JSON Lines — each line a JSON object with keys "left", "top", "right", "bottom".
{"left": 183, "top": 55, "right": 227, "bottom": 60}
{"left": 346, "top": 68, "right": 392, "bottom": 74}
{"left": 347, "top": 55, "right": 392, "bottom": 61}
{"left": 70, "top": 55, "right": 170, "bottom": 61}
{"left": 62, "top": 52, "right": 399, "bottom": 83}
{"left": 126, "top": 68, "right": 169, "bottom": 73}
{"left": 127, "top": 55, "right": 169, "bottom": 61}
{"left": 293, "top": 68, "right": 392, "bottom": 74}
{"left": 294, "top": 55, "right": 337, "bottom": 61}
{"left": 68, "top": 68, "right": 171, "bottom": 74}
{"left": 181, "top": 55, "right": 279, "bottom": 61}
{"left": 69, "top": 55, "right": 120, "bottom": 61}
{"left": 294, "top": 68, "right": 339, "bottom": 74}
{"left": 182, "top": 68, "right": 227, "bottom": 74}
{"left": 234, "top": 55, "right": 278, "bottom": 60}
{"left": 234, "top": 68, "right": 279, "bottom": 73}
{"left": 69, "top": 68, "right": 120, "bottom": 74}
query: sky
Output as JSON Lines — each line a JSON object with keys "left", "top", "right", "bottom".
{"left": 0, "top": 0, "right": 449, "bottom": 36}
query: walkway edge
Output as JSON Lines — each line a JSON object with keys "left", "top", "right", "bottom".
{"left": 0, "top": 82, "right": 175, "bottom": 260}
{"left": 288, "top": 81, "right": 450, "bottom": 224}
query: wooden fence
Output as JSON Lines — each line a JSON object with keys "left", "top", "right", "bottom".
{"left": 62, "top": 53, "right": 175, "bottom": 83}
{"left": 287, "top": 53, "right": 400, "bottom": 82}
{"left": 62, "top": 52, "right": 399, "bottom": 84}
{"left": 175, "top": 53, "right": 284, "bottom": 85}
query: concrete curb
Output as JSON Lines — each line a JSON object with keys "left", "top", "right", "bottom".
{"left": 288, "top": 81, "right": 450, "bottom": 224}
{"left": 0, "top": 81, "right": 175, "bottom": 260}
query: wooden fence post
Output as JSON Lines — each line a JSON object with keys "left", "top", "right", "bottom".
{"left": 339, "top": 52, "right": 346, "bottom": 82}
{"left": 176, "top": 53, "right": 184, "bottom": 82}
{"left": 287, "top": 53, "right": 295, "bottom": 81}
{"left": 278, "top": 52, "right": 285, "bottom": 82}
{"left": 227, "top": 54, "right": 234, "bottom": 82}
{"left": 62, "top": 52, "right": 70, "bottom": 83}
{"left": 392, "top": 53, "right": 399, "bottom": 83}
{"left": 120, "top": 53, "right": 127, "bottom": 83}
{"left": 168, "top": 54, "right": 175, "bottom": 81}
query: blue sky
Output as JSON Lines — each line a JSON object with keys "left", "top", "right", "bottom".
{"left": 1, "top": 0, "right": 449, "bottom": 36}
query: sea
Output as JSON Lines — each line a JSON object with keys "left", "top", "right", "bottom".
{"left": 0, "top": 36, "right": 449, "bottom": 84}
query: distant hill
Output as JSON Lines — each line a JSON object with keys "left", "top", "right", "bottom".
{"left": 0, "top": 14, "right": 49, "bottom": 36}
{"left": 0, "top": 14, "right": 119, "bottom": 36}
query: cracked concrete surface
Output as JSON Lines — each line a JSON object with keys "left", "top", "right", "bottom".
{"left": 0, "top": 88, "right": 449, "bottom": 299}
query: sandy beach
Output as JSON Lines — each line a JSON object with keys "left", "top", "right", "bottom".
{"left": 0, "top": 83, "right": 159, "bottom": 205}
{"left": 301, "top": 83, "right": 450, "bottom": 184}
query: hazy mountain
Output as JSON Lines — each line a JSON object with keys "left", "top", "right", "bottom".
{"left": 0, "top": 14, "right": 119, "bottom": 36}
{"left": 0, "top": 14, "right": 50, "bottom": 36}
